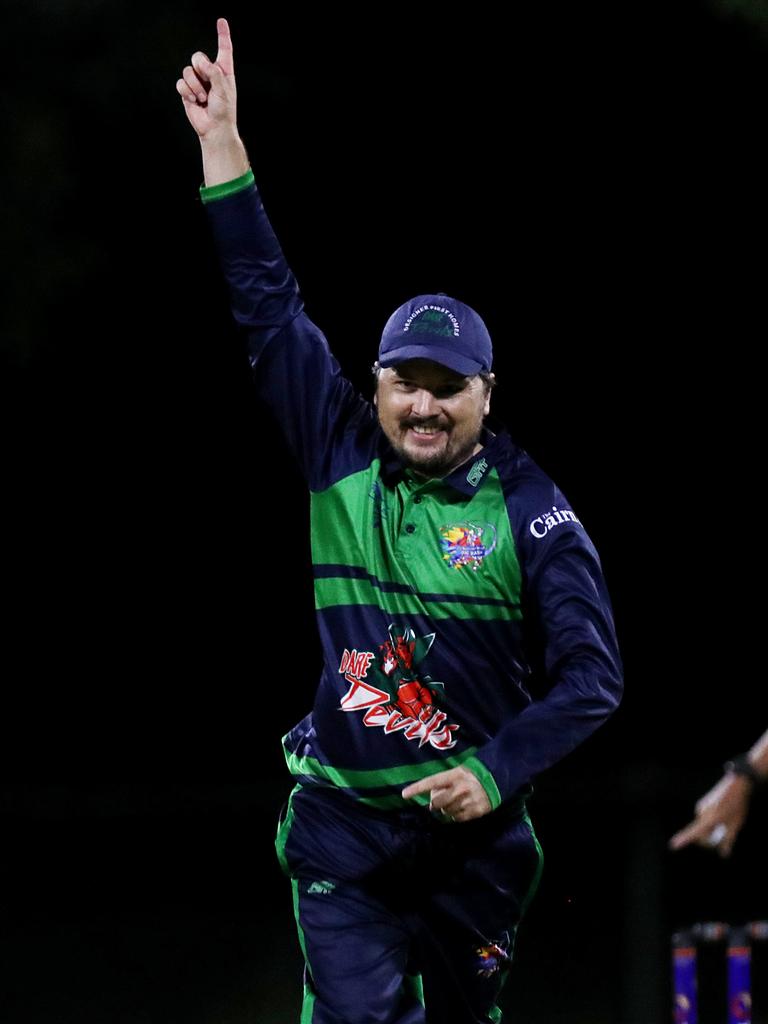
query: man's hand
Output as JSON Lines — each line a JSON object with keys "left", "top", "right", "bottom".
{"left": 669, "top": 773, "right": 752, "bottom": 858}
{"left": 402, "top": 766, "right": 492, "bottom": 823}
{"left": 177, "top": 18, "right": 249, "bottom": 185}
{"left": 177, "top": 17, "right": 237, "bottom": 139}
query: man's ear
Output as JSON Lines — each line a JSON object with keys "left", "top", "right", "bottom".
{"left": 483, "top": 372, "right": 495, "bottom": 417}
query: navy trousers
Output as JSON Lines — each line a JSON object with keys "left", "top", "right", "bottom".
{"left": 275, "top": 783, "right": 543, "bottom": 1024}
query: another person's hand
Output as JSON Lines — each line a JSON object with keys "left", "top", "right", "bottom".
{"left": 669, "top": 772, "right": 752, "bottom": 858}
{"left": 177, "top": 17, "right": 237, "bottom": 141}
{"left": 402, "top": 766, "right": 492, "bottom": 822}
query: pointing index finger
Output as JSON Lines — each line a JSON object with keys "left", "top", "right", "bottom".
{"left": 668, "top": 820, "right": 705, "bottom": 850}
{"left": 216, "top": 17, "right": 234, "bottom": 75}
{"left": 402, "top": 771, "right": 449, "bottom": 799}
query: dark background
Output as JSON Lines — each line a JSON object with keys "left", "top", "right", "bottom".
{"left": 2, "top": 1, "right": 767, "bottom": 1021}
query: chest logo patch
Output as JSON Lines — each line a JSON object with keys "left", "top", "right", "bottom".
{"left": 338, "top": 623, "right": 459, "bottom": 750}
{"left": 440, "top": 522, "right": 497, "bottom": 571}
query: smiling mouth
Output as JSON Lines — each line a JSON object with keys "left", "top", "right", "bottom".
{"left": 404, "top": 423, "right": 448, "bottom": 443}
{"left": 409, "top": 425, "right": 444, "bottom": 435}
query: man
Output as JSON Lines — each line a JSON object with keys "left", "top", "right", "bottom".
{"left": 178, "top": 20, "right": 623, "bottom": 1023}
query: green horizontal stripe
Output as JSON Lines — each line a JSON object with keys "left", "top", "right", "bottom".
{"left": 313, "top": 577, "right": 520, "bottom": 621}
{"left": 357, "top": 792, "right": 432, "bottom": 810}
{"left": 284, "top": 746, "right": 479, "bottom": 790}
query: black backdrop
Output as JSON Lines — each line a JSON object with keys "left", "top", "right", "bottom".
{"left": 2, "top": 2, "right": 767, "bottom": 1021}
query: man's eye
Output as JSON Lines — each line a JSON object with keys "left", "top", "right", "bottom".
{"left": 392, "top": 381, "right": 463, "bottom": 398}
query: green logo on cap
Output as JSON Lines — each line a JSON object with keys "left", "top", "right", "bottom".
{"left": 411, "top": 310, "right": 456, "bottom": 338}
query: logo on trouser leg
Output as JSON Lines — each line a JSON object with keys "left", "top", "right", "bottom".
{"left": 306, "top": 880, "right": 336, "bottom": 895}
{"left": 474, "top": 938, "right": 510, "bottom": 977}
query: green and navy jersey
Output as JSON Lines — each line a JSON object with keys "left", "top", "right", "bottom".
{"left": 203, "top": 171, "right": 623, "bottom": 813}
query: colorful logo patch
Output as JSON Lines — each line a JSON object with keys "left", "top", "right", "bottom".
{"left": 338, "top": 623, "right": 460, "bottom": 750}
{"left": 440, "top": 522, "right": 497, "bottom": 570}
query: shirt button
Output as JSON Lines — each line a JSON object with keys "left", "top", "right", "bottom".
{"left": 405, "top": 524, "right": 416, "bottom": 534}
{"left": 413, "top": 496, "right": 423, "bottom": 504}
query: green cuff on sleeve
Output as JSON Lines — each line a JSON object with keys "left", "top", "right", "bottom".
{"left": 199, "top": 168, "right": 255, "bottom": 204}
{"left": 462, "top": 755, "right": 502, "bottom": 811}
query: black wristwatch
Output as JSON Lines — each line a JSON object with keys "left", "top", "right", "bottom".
{"left": 723, "top": 754, "right": 763, "bottom": 786}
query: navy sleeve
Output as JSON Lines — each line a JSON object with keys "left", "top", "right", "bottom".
{"left": 204, "top": 183, "right": 378, "bottom": 491}
{"left": 471, "top": 472, "right": 623, "bottom": 804}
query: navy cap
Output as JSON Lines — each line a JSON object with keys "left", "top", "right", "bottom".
{"left": 378, "top": 293, "right": 493, "bottom": 376}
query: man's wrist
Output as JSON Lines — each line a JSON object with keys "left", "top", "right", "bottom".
{"left": 723, "top": 753, "right": 764, "bottom": 787}
{"left": 200, "top": 132, "right": 250, "bottom": 188}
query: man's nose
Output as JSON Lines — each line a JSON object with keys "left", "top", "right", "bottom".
{"left": 411, "top": 389, "right": 439, "bottom": 418}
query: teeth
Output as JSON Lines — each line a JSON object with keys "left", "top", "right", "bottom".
{"left": 412, "top": 425, "right": 440, "bottom": 434}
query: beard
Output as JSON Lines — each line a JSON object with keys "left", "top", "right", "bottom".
{"left": 384, "top": 417, "right": 484, "bottom": 479}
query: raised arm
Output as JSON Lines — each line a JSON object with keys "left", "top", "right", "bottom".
{"left": 177, "top": 20, "right": 376, "bottom": 489}
{"left": 176, "top": 17, "right": 250, "bottom": 186}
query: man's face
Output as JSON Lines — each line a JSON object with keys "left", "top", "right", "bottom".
{"left": 374, "top": 359, "right": 492, "bottom": 478}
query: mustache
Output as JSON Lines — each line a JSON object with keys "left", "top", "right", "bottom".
{"left": 402, "top": 418, "right": 447, "bottom": 429}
